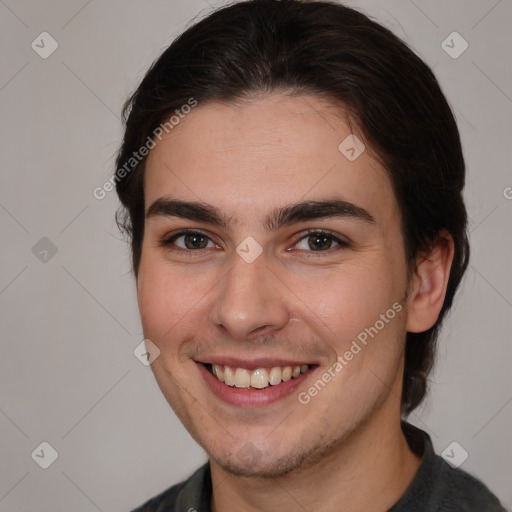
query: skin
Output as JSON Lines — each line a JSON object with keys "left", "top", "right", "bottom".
{"left": 137, "top": 94, "right": 454, "bottom": 512}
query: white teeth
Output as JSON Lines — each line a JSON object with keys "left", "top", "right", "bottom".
{"left": 251, "top": 368, "right": 269, "bottom": 389}
{"left": 215, "top": 365, "right": 225, "bottom": 383}
{"left": 269, "top": 367, "right": 282, "bottom": 385}
{"left": 282, "top": 366, "right": 292, "bottom": 382}
{"left": 234, "top": 368, "right": 251, "bottom": 388}
{"left": 224, "top": 366, "right": 235, "bottom": 386}
{"left": 210, "top": 363, "right": 310, "bottom": 389}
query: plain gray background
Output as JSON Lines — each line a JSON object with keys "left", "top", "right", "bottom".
{"left": 1, "top": 0, "right": 511, "bottom": 510}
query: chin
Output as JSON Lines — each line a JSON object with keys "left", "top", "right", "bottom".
{"left": 209, "top": 436, "right": 338, "bottom": 479}
{"left": 212, "top": 452, "right": 304, "bottom": 479}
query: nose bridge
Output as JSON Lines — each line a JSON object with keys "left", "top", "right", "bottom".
{"left": 210, "top": 251, "right": 289, "bottom": 341}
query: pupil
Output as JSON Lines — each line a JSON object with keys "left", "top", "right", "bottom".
{"left": 309, "top": 234, "right": 331, "bottom": 251}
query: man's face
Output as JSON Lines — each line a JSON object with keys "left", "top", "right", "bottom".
{"left": 138, "top": 94, "right": 410, "bottom": 477}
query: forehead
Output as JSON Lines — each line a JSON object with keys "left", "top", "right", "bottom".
{"left": 143, "top": 94, "right": 397, "bottom": 227}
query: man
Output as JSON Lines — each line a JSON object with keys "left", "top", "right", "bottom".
{"left": 114, "top": 1, "right": 506, "bottom": 510}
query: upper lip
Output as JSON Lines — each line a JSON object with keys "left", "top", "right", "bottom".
{"left": 195, "top": 356, "right": 316, "bottom": 370}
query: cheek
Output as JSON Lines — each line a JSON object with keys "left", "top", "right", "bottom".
{"left": 298, "top": 262, "right": 400, "bottom": 342}
{"left": 137, "top": 250, "right": 195, "bottom": 340}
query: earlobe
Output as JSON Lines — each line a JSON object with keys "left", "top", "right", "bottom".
{"left": 406, "top": 232, "right": 455, "bottom": 333}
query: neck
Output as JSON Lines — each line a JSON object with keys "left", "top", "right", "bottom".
{"left": 210, "top": 400, "right": 422, "bottom": 512}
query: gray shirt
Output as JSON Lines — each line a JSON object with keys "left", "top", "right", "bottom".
{"left": 131, "top": 423, "right": 507, "bottom": 511}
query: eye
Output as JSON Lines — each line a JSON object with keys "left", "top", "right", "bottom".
{"left": 160, "top": 229, "right": 350, "bottom": 255}
{"left": 293, "top": 230, "right": 349, "bottom": 252}
{"left": 160, "top": 230, "right": 218, "bottom": 251}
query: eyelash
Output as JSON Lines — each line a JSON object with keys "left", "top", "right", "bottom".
{"left": 159, "top": 229, "right": 350, "bottom": 256}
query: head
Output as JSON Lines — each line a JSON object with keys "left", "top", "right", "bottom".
{"left": 115, "top": 0, "right": 469, "bottom": 477}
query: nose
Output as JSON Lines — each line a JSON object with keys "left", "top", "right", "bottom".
{"left": 210, "top": 252, "right": 290, "bottom": 342}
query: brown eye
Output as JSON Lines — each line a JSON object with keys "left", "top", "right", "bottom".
{"left": 161, "top": 230, "right": 216, "bottom": 251}
{"left": 307, "top": 233, "right": 333, "bottom": 251}
{"left": 181, "top": 233, "right": 209, "bottom": 249}
{"left": 294, "top": 230, "right": 349, "bottom": 252}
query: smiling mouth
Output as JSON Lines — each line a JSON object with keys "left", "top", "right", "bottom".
{"left": 204, "top": 363, "right": 312, "bottom": 390}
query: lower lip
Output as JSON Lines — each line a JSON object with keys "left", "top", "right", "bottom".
{"left": 196, "top": 363, "right": 316, "bottom": 407}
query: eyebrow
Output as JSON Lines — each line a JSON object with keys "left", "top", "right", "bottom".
{"left": 145, "top": 197, "right": 375, "bottom": 231}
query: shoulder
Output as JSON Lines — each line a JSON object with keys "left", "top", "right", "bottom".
{"left": 129, "top": 463, "right": 210, "bottom": 512}
{"left": 434, "top": 460, "right": 507, "bottom": 511}
{"left": 393, "top": 423, "right": 507, "bottom": 512}
{"left": 129, "top": 480, "right": 186, "bottom": 512}
{"left": 392, "top": 457, "right": 507, "bottom": 512}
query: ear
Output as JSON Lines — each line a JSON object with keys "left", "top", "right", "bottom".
{"left": 406, "top": 231, "right": 455, "bottom": 333}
